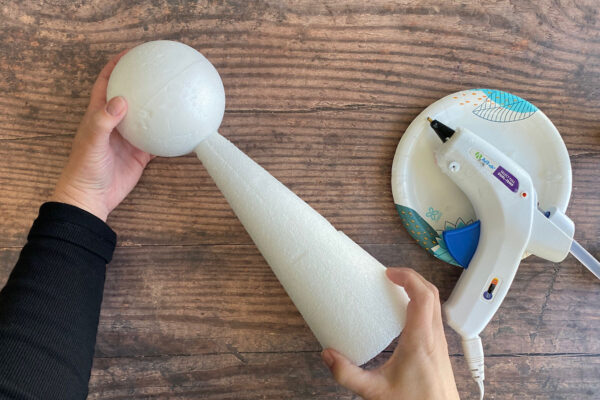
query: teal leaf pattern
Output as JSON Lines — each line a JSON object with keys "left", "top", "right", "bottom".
{"left": 431, "top": 235, "right": 460, "bottom": 267}
{"left": 472, "top": 89, "right": 538, "bottom": 122}
{"left": 395, "top": 204, "right": 460, "bottom": 266}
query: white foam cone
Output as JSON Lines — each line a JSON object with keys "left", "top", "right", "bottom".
{"left": 196, "top": 133, "right": 409, "bottom": 365}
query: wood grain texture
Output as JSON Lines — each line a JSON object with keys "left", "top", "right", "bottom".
{"left": 0, "top": 0, "right": 599, "bottom": 399}
{"left": 87, "top": 353, "right": 600, "bottom": 399}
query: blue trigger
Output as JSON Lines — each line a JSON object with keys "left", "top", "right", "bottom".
{"left": 442, "top": 221, "right": 481, "bottom": 268}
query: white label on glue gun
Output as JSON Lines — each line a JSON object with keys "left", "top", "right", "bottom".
{"left": 469, "top": 149, "right": 519, "bottom": 193}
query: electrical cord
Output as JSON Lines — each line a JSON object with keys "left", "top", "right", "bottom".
{"left": 462, "top": 336, "right": 485, "bottom": 399}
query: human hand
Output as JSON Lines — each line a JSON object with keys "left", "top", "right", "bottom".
{"left": 51, "top": 50, "right": 154, "bottom": 221}
{"left": 321, "top": 267, "right": 460, "bottom": 400}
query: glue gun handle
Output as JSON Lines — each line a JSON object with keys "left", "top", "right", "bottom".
{"left": 444, "top": 239, "right": 524, "bottom": 339}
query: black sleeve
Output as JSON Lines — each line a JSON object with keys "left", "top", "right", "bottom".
{"left": 0, "top": 202, "right": 116, "bottom": 400}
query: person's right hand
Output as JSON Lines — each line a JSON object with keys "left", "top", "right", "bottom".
{"left": 321, "top": 267, "right": 460, "bottom": 400}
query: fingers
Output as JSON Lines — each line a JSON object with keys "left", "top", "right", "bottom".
{"left": 386, "top": 268, "right": 439, "bottom": 338}
{"left": 89, "top": 49, "right": 130, "bottom": 110}
{"left": 431, "top": 284, "right": 444, "bottom": 334}
{"left": 85, "top": 96, "right": 128, "bottom": 141}
{"left": 322, "top": 349, "right": 384, "bottom": 398}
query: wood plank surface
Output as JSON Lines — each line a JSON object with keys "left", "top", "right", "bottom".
{"left": 1, "top": 0, "right": 599, "bottom": 399}
{"left": 87, "top": 354, "right": 600, "bottom": 400}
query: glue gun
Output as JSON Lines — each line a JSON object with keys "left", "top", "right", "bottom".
{"left": 427, "top": 118, "right": 600, "bottom": 399}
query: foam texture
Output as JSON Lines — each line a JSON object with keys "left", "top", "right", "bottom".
{"left": 196, "top": 133, "right": 409, "bottom": 365}
{"left": 106, "top": 41, "right": 225, "bottom": 157}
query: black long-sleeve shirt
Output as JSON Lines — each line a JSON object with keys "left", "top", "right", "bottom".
{"left": 0, "top": 202, "right": 116, "bottom": 400}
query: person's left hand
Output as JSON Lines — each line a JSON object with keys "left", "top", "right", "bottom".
{"left": 52, "top": 50, "right": 154, "bottom": 221}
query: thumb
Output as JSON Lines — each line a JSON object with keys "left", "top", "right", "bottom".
{"left": 322, "top": 349, "right": 385, "bottom": 398}
{"left": 87, "top": 96, "right": 128, "bottom": 139}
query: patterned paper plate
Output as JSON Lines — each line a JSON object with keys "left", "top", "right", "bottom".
{"left": 391, "top": 89, "right": 572, "bottom": 266}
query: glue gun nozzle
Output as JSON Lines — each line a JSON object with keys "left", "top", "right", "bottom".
{"left": 427, "top": 118, "right": 455, "bottom": 143}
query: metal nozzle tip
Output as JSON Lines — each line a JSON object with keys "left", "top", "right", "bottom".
{"left": 426, "top": 117, "right": 433, "bottom": 123}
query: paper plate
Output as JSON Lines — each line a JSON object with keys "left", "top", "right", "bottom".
{"left": 391, "top": 89, "right": 572, "bottom": 266}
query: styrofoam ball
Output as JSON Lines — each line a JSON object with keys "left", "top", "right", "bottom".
{"left": 107, "top": 40, "right": 225, "bottom": 157}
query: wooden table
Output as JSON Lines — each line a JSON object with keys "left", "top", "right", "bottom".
{"left": 1, "top": 1, "right": 599, "bottom": 398}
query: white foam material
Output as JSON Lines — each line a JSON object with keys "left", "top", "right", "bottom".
{"left": 107, "top": 40, "right": 410, "bottom": 364}
{"left": 196, "top": 133, "right": 409, "bottom": 365}
{"left": 106, "top": 41, "right": 225, "bottom": 157}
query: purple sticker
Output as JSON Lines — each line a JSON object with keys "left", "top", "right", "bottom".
{"left": 493, "top": 166, "right": 519, "bottom": 192}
